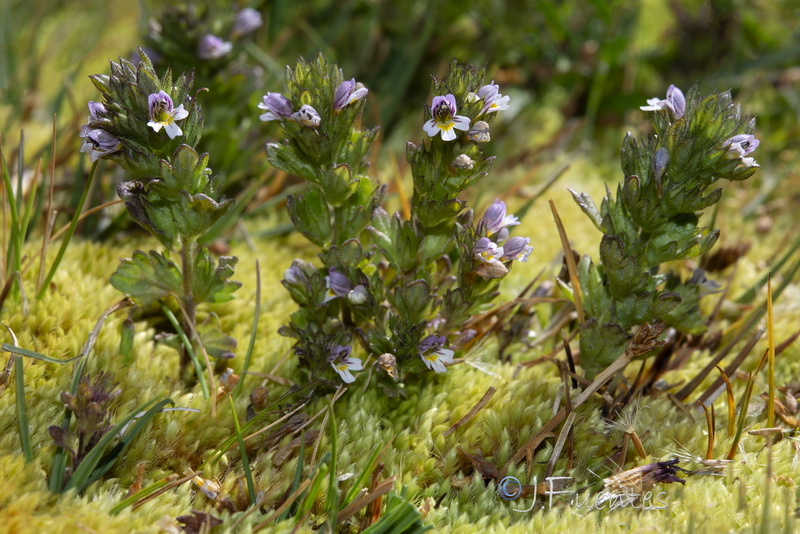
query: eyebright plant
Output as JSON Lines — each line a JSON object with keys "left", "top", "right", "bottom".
{"left": 570, "top": 84, "right": 760, "bottom": 378}
{"left": 85, "top": 50, "right": 240, "bottom": 376}
{"left": 263, "top": 56, "right": 531, "bottom": 391}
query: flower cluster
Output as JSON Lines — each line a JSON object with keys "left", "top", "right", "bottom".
{"left": 572, "top": 84, "right": 760, "bottom": 378}
{"left": 85, "top": 49, "right": 240, "bottom": 376}
{"left": 266, "top": 58, "right": 525, "bottom": 389}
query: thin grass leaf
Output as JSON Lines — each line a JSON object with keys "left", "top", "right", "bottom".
{"left": 278, "top": 430, "right": 306, "bottom": 523}
{"left": 1, "top": 140, "right": 22, "bottom": 291}
{"left": 110, "top": 474, "right": 179, "bottom": 516}
{"left": 715, "top": 364, "right": 736, "bottom": 438}
{"left": 2, "top": 324, "right": 31, "bottom": 463}
{"left": 343, "top": 439, "right": 390, "bottom": 506}
{"left": 298, "top": 453, "right": 330, "bottom": 517}
{"left": 19, "top": 158, "right": 39, "bottom": 241}
{"left": 2, "top": 343, "right": 82, "bottom": 364}
{"left": 64, "top": 397, "right": 165, "bottom": 493}
{"left": 161, "top": 304, "right": 209, "bottom": 399}
{"left": 727, "top": 349, "right": 769, "bottom": 461}
{"left": 326, "top": 400, "right": 339, "bottom": 530}
{"left": 82, "top": 398, "right": 176, "bottom": 490}
{"left": 229, "top": 396, "right": 256, "bottom": 506}
{"left": 767, "top": 275, "right": 775, "bottom": 428}
{"left": 234, "top": 260, "right": 260, "bottom": 397}
{"left": 119, "top": 318, "right": 135, "bottom": 366}
{"left": 36, "top": 160, "right": 98, "bottom": 300}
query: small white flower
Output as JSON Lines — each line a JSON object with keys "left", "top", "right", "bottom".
{"left": 147, "top": 90, "right": 189, "bottom": 139}
{"left": 329, "top": 345, "right": 362, "bottom": 383}
{"left": 473, "top": 237, "right": 504, "bottom": 264}
{"left": 423, "top": 94, "right": 470, "bottom": 141}
{"left": 291, "top": 104, "right": 321, "bottom": 127}
{"left": 421, "top": 347, "right": 454, "bottom": 373}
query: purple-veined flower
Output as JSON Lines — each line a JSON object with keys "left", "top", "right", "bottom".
{"left": 333, "top": 78, "right": 368, "bottom": 112}
{"left": 640, "top": 84, "right": 686, "bottom": 119}
{"left": 723, "top": 134, "right": 759, "bottom": 166}
{"left": 233, "top": 7, "right": 262, "bottom": 36}
{"left": 481, "top": 199, "right": 520, "bottom": 237}
{"left": 423, "top": 94, "right": 470, "bottom": 141}
{"left": 329, "top": 344, "right": 362, "bottom": 383}
{"left": 323, "top": 268, "right": 352, "bottom": 303}
{"left": 501, "top": 236, "right": 533, "bottom": 262}
{"left": 291, "top": 104, "right": 321, "bottom": 128}
{"left": 473, "top": 237, "right": 504, "bottom": 264}
{"left": 147, "top": 91, "right": 189, "bottom": 139}
{"left": 418, "top": 335, "right": 454, "bottom": 373}
{"left": 477, "top": 81, "right": 510, "bottom": 114}
{"left": 258, "top": 92, "right": 293, "bottom": 122}
{"left": 197, "top": 34, "right": 232, "bottom": 60}
{"left": 80, "top": 129, "right": 121, "bottom": 162}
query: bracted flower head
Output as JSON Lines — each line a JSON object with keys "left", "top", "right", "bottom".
{"left": 473, "top": 237, "right": 504, "bottom": 264}
{"left": 501, "top": 236, "right": 533, "bottom": 262}
{"left": 423, "top": 94, "right": 470, "bottom": 141}
{"left": 640, "top": 84, "right": 686, "bottom": 119}
{"left": 323, "top": 268, "right": 353, "bottom": 303}
{"left": 418, "top": 335, "right": 454, "bottom": 373}
{"left": 481, "top": 199, "right": 520, "bottom": 237}
{"left": 477, "top": 81, "right": 510, "bottom": 114}
{"left": 723, "top": 134, "right": 759, "bottom": 166}
{"left": 232, "top": 7, "right": 262, "bottom": 36}
{"left": 197, "top": 34, "right": 232, "bottom": 60}
{"left": 258, "top": 92, "right": 293, "bottom": 122}
{"left": 291, "top": 104, "right": 321, "bottom": 128}
{"left": 147, "top": 91, "right": 189, "bottom": 139}
{"left": 333, "top": 78, "right": 368, "bottom": 112}
{"left": 328, "top": 344, "right": 362, "bottom": 383}
{"left": 80, "top": 129, "right": 121, "bottom": 162}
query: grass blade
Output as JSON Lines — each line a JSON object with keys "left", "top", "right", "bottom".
{"left": 343, "top": 438, "right": 392, "bottom": 505}
{"left": 36, "top": 160, "right": 98, "bottom": 300}
{"left": 64, "top": 397, "right": 166, "bottom": 493}
{"left": 229, "top": 396, "right": 256, "bottom": 506}
{"left": 161, "top": 304, "right": 209, "bottom": 400}
{"left": 235, "top": 260, "right": 260, "bottom": 397}
{"left": 3, "top": 323, "right": 32, "bottom": 463}
{"left": 326, "top": 399, "right": 339, "bottom": 530}
{"left": 727, "top": 349, "right": 769, "bottom": 460}
{"left": 2, "top": 343, "right": 82, "bottom": 364}
{"left": 1, "top": 139, "right": 22, "bottom": 290}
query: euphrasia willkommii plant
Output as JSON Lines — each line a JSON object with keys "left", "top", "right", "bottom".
{"left": 82, "top": 50, "right": 240, "bottom": 378}
{"left": 261, "top": 56, "right": 530, "bottom": 390}
{"left": 571, "top": 85, "right": 760, "bottom": 378}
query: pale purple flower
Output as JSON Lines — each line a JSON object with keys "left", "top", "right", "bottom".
{"left": 80, "top": 129, "right": 121, "bottom": 162}
{"left": 333, "top": 78, "right": 368, "bottom": 111}
{"left": 323, "top": 268, "right": 352, "bottom": 303}
{"left": 147, "top": 91, "right": 189, "bottom": 139}
{"left": 291, "top": 104, "right": 321, "bottom": 127}
{"left": 258, "top": 92, "right": 293, "bottom": 122}
{"left": 640, "top": 84, "right": 686, "bottom": 119}
{"left": 197, "top": 34, "right": 232, "bottom": 60}
{"left": 423, "top": 94, "right": 470, "bottom": 141}
{"left": 501, "top": 236, "right": 533, "bottom": 262}
{"left": 80, "top": 101, "right": 108, "bottom": 138}
{"left": 233, "top": 8, "right": 262, "bottom": 36}
{"left": 418, "top": 335, "right": 454, "bottom": 373}
{"left": 723, "top": 134, "right": 759, "bottom": 166}
{"left": 473, "top": 237, "right": 504, "bottom": 264}
{"left": 481, "top": 199, "right": 520, "bottom": 237}
{"left": 477, "top": 81, "right": 510, "bottom": 114}
{"left": 329, "top": 344, "right": 362, "bottom": 383}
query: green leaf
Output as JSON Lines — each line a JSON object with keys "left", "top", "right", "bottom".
{"left": 579, "top": 320, "right": 629, "bottom": 379}
{"left": 287, "top": 187, "right": 332, "bottom": 247}
{"left": 191, "top": 248, "right": 241, "bottom": 305}
{"left": 110, "top": 250, "right": 182, "bottom": 306}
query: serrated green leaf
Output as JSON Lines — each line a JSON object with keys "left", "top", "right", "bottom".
{"left": 110, "top": 250, "right": 182, "bottom": 306}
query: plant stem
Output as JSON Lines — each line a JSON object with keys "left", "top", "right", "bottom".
{"left": 179, "top": 236, "right": 197, "bottom": 375}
